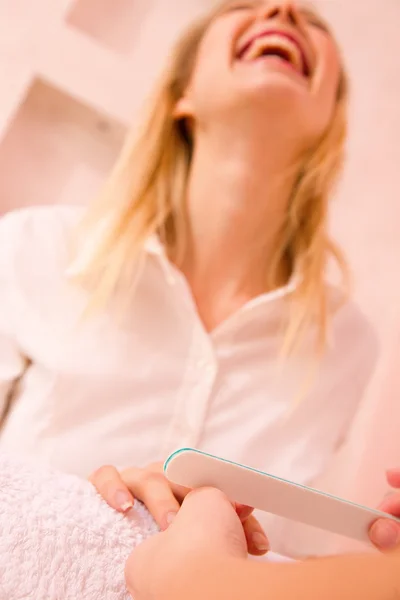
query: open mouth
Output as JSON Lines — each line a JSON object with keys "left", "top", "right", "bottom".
{"left": 236, "top": 31, "right": 311, "bottom": 78}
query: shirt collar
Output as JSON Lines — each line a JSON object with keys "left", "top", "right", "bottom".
{"left": 144, "top": 235, "right": 178, "bottom": 285}
{"left": 144, "top": 235, "right": 165, "bottom": 257}
{"left": 145, "top": 235, "right": 298, "bottom": 304}
{"left": 68, "top": 225, "right": 297, "bottom": 305}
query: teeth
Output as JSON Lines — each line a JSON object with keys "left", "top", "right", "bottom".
{"left": 243, "top": 34, "right": 303, "bottom": 73}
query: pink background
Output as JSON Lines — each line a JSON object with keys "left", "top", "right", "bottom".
{"left": 0, "top": 0, "right": 399, "bottom": 550}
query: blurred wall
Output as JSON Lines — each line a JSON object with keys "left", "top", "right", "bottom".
{"left": 0, "top": 0, "right": 400, "bottom": 546}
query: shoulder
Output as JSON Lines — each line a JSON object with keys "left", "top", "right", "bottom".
{"left": 0, "top": 205, "right": 85, "bottom": 297}
{"left": 0, "top": 205, "right": 83, "bottom": 271}
{"left": 326, "top": 285, "right": 379, "bottom": 373}
{"left": 0, "top": 204, "right": 83, "bottom": 249}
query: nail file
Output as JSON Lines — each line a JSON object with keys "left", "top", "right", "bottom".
{"left": 164, "top": 448, "right": 398, "bottom": 545}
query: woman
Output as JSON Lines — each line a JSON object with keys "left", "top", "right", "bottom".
{"left": 0, "top": 0, "right": 377, "bottom": 556}
{"left": 125, "top": 487, "right": 400, "bottom": 600}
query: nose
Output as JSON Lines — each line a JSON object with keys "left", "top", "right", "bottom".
{"left": 259, "top": 2, "right": 303, "bottom": 28}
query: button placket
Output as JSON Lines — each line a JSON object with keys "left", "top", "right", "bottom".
{"left": 185, "top": 358, "right": 217, "bottom": 431}
{"left": 156, "top": 263, "right": 219, "bottom": 456}
{"left": 161, "top": 335, "right": 217, "bottom": 456}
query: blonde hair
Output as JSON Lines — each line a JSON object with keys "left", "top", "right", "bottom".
{"left": 72, "top": 1, "right": 350, "bottom": 353}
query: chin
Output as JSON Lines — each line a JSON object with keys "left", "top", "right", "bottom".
{"left": 242, "top": 77, "right": 311, "bottom": 116}
{"left": 237, "top": 65, "right": 308, "bottom": 100}
{"left": 235, "top": 85, "right": 320, "bottom": 144}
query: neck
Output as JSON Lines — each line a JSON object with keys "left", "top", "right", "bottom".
{"left": 177, "top": 130, "right": 300, "bottom": 328}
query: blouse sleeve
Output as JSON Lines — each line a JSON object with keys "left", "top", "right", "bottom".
{"left": 0, "top": 211, "right": 30, "bottom": 421}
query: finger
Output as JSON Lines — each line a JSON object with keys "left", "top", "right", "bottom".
{"left": 378, "top": 493, "right": 400, "bottom": 517}
{"left": 169, "top": 481, "right": 192, "bottom": 503}
{"left": 235, "top": 504, "right": 254, "bottom": 522}
{"left": 176, "top": 488, "right": 248, "bottom": 559}
{"left": 125, "top": 469, "right": 181, "bottom": 531}
{"left": 369, "top": 518, "right": 400, "bottom": 551}
{"left": 89, "top": 465, "right": 134, "bottom": 513}
{"left": 242, "top": 515, "right": 270, "bottom": 556}
{"left": 387, "top": 469, "right": 400, "bottom": 489}
{"left": 149, "top": 462, "right": 191, "bottom": 504}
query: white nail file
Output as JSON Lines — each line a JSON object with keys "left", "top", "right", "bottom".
{"left": 164, "top": 448, "right": 398, "bottom": 545}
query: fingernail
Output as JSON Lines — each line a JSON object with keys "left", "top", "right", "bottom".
{"left": 166, "top": 511, "right": 177, "bottom": 526}
{"left": 114, "top": 491, "right": 133, "bottom": 512}
{"left": 252, "top": 532, "right": 270, "bottom": 552}
{"left": 371, "top": 521, "right": 400, "bottom": 550}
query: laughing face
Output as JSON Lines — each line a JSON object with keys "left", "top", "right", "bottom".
{"left": 174, "top": 1, "right": 343, "bottom": 148}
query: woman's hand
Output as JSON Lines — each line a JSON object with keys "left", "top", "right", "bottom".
{"left": 89, "top": 462, "right": 187, "bottom": 530}
{"left": 369, "top": 469, "right": 400, "bottom": 550}
{"left": 89, "top": 463, "right": 269, "bottom": 555}
{"left": 124, "top": 487, "right": 250, "bottom": 600}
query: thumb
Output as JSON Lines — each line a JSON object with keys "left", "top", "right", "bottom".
{"left": 172, "top": 487, "right": 247, "bottom": 558}
{"left": 125, "top": 488, "right": 247, "bottom": 597}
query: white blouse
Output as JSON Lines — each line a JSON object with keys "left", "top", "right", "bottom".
{"left": 0, "top": 205, "right": 378, "bottom": 556}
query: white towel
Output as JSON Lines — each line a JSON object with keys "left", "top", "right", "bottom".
{"left": 0, "top": 452, "right": 159, "bottom": 599}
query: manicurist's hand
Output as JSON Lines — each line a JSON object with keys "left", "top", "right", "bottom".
{"left": 124, "top": 487, "right": 400, "bottom": 600}
{"left": 124, "top": 487, "right": 253, "bottom": 600}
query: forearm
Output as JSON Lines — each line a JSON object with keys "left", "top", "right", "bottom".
{"left": 165, "top": 552, "right": 400, "bottom": 600}
{"left": 268, "top": 553, "right": 400, "bottom": 600}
